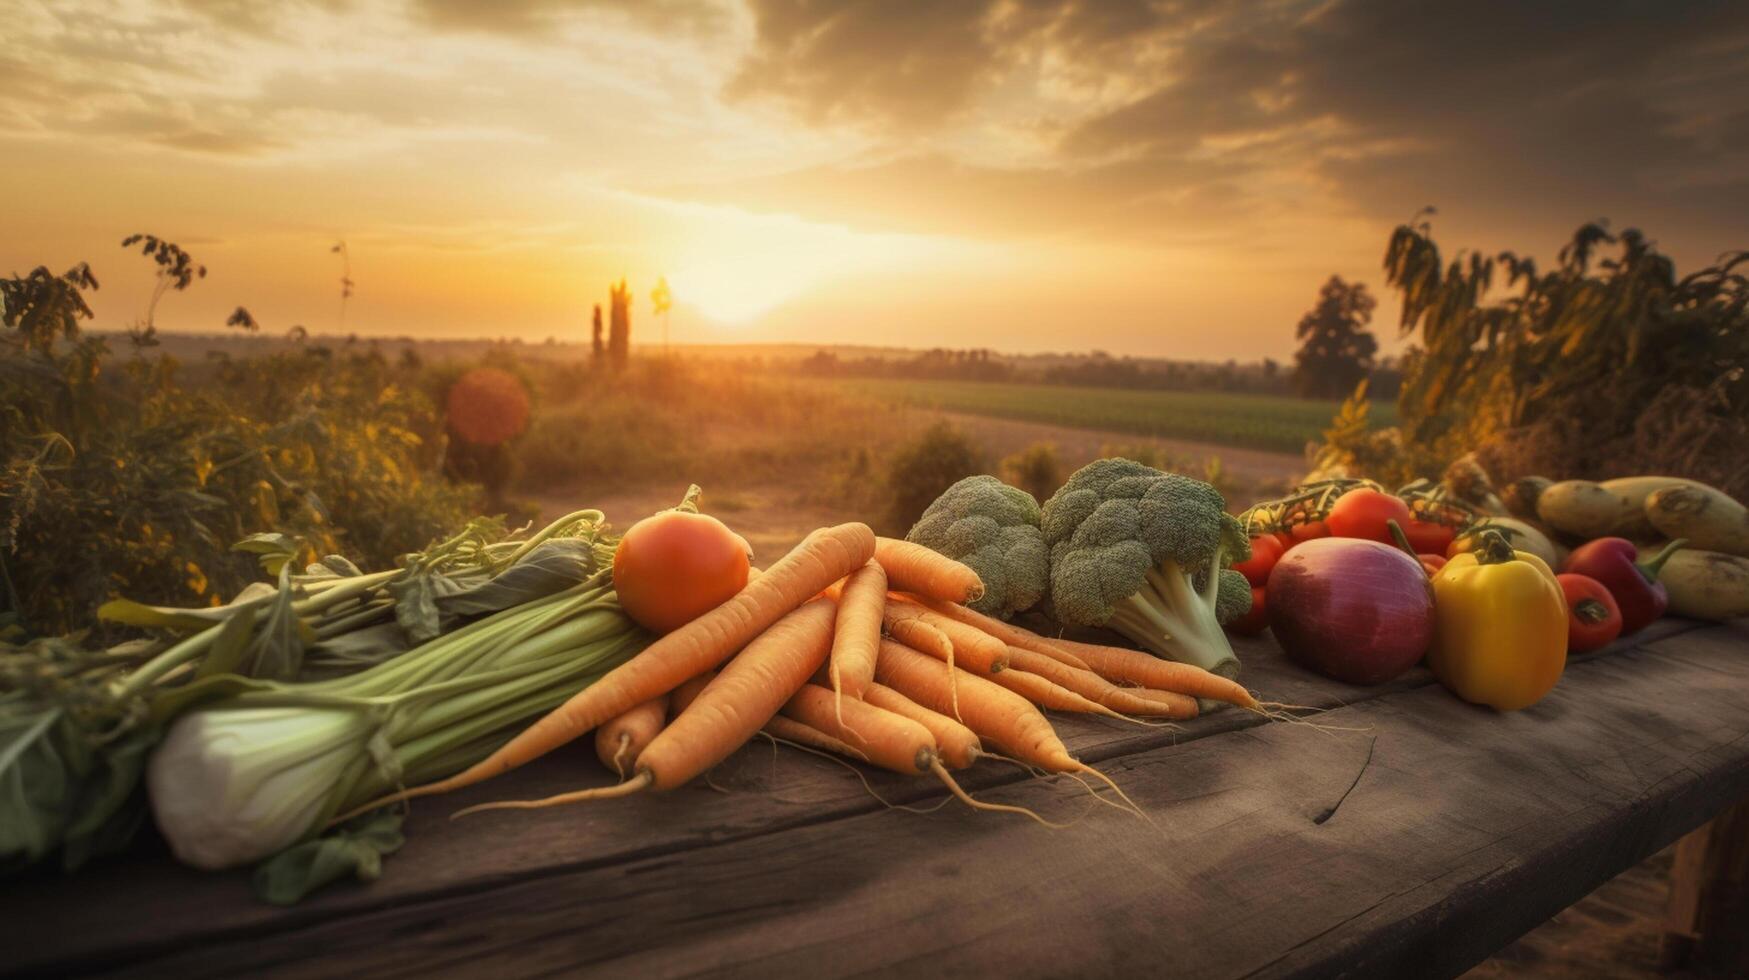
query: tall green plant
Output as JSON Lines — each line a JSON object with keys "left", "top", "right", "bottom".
{"left": 1382, "top": 212, "right": 1749, "bottom": 485}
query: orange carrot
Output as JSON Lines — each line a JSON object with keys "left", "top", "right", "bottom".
{"left": 874, "top": 538, "right": 984, "bottom": 605}
{"left": 829, "top": 560, "right": 887, "bottom": 704}
{"left": 593, "top": 694, "right": 670, "bottom": 779}
{"left": 863, "top": 682, "right": 981, "bottom": 769}
{"left": 338, "top": 523, "right": 874, "bottom": 818}
{"left": 669, "top": 670, "right": 715, "bottom": 714}
{"left": 884, "top": 615, "right": 954, "bottom": 663}
{"left": 1005, "top": 647, "right": 1197, "bottom": 720}
{"left": 762, "top": 714, "right": 861, "bottom": 758}
{"left": 875, "top": 641, "right": 1142, "bottom": 821}
{"left": 457, "top": 599, "right": 838, "bottom": 813}
{"left": 784, "top": 683, "right": 936, "bottom": 774}
{"left": 1053, "top": 637, "right": 1258, "bottom": 709}
{"left": 985, "top": 664, "right": 1131, "bottom": 720}
{"left": 874, "top": 639, "right": 1081, "bottom": 773}
{"left": 886, "top": 598, "right": 1009, "bottom": 674}
{"left": 1127, "top": 687, "right": 1201, "bottom": 717}
{"left": 784, "top": 681, "right": 1050, "bottom": 824}
{"left": 914, "top": 597, "right": 1093, "bottom": 672}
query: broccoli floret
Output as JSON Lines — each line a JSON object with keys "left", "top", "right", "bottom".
{"left": 1041, "top": 458, "right": 1253, "bottom": 678}
{"left": 905, "top": 475, "right": 1049, "bottom": 619}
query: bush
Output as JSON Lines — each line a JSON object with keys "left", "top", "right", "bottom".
{"left": 882, "top": 422, "right": 982, "bottom": 535}
{"left": 1000, "top": 442, "right": 1062, "bottom": 502}
{"left": 1, "top": 264, "right": 474, "bottom": 637}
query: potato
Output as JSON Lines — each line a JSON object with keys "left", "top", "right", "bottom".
{"left": 1598, "top": 476, "right": 1711, "bottom": 540}
{"left": 1646, "top": 485, "right": 1749, "bottom": 557}
{"left": 1659, "top": 549, "right": 1749, "bottom": 621}
{"left": 1537, "top": 480, "right": 1622, "bottom": 539}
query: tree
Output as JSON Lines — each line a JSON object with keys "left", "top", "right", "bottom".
{"left": 1292, "top": 275, "right": 1378, "bottom": 398}
{"left": 590, "top": 304, "right": 604, "bottom": 361}
{"left": 608, "top": 279, "right": 631, "bottom": 371}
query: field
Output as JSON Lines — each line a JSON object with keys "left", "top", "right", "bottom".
{"left": 815, "top": 379, "right": 1395, "bottom": 455}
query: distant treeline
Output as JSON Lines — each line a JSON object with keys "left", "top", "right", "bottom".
{"left": 795, "top": 348, "right": 1403, "bottom": 399}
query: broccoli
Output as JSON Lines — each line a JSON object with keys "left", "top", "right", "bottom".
{"left": 1041, "top": 458, "right": 1253, "bottom": 677}
{"left": 905, "top": 475, "right": 1049, "bottom": 619}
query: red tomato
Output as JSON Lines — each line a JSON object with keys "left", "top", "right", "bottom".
{"left": 1418, "top": 553, "right": 1447, "bottom": 575}
{"left": 1324, "top": 488, "right": 1414, "bottom": 544}
{"left": 1288, "top": 520, "right": 1330, "bottom": 543}
{"left": 1232, "top": 534, "right": 1285, "bottom": 587}
{"left": 1557, "top": 573, "right": 1623, "bottom": 653}
{"left": 1400, "top": 519, "right": 1455, "bottom": 555}
{"left": 1273, "top": 530, "right": 1297, "bottom": 553}
{"left": 613, "top": 510, "right": 751, "bottom": 634}
{"left": 1225, "top": 586, "right": 1269, "bottom": 636}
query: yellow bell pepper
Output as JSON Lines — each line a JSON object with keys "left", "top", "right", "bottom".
{"left": 1428, "top": 531, "right": 1568, "bottom": 711}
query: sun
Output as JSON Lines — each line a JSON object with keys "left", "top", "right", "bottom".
{"left": 654, "top": 200, "right": 962, "bottom": 327}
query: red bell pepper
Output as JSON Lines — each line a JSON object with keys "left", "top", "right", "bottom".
{"left": 1556, "top": 573, "right": 1622, "bottom": 653}
{"left": 1561, "top": 537, "right": 1684, "bottom": 634}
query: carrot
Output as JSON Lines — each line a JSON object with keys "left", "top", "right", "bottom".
{"left": 829, "top": 560, "right": 887, "bottom": 708}
{"left": 1005, "top": 647, "right": 1197, "bottom": 720}
{"left": 784, "top": 683, "right": 936, "bottom": 775}
{"left": 669, "top": 670, "right": 715, "bottom": 714}
{"left": 863, "top": 682, "right": 981, "bottom": 769}
{"left": 762, "top": 714, "right": 861, "bottom": 758}
{"left": 885, "top": 598, "right": 1010, "bottom": 673}
{"left": 874, "top": 538, "right": 984, "bottom": 605}
{"left": 339, "top": 523, "right": 873, "bottom": 818}
{"left": 593, "top": 694, "right": 670, "bottom": 779}
{"left": 914, "top": 597, "right": 1093, "bottom": 672}
{"left": 1052, "top": 637, "right": 1258, "bottom": 710}
{"left": 681, "top": 672, "right": 856, "bottom": 757}
{"left": 884, "top": 615, "right": 954, "bottom": 663}
{"left": 984, "top": 665, "right": 1132, "bottom": 720}
{"left": 456, "top": 599, "right": 838, "bottom": 814}
{"left": 874, "top": 640, "right": 1076, "bottom": 773}
{"left": 785, "top": 681, "right": 1052, "bottom": 824}
{"left": 1127, "top": 687, "right": 1201, "bottom": 717}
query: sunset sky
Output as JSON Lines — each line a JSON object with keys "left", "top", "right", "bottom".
{"left": 4, "top": 0, "right": 1746, "bottom": 359}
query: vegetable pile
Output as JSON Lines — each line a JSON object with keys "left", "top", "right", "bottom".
{"left": 7, "top": 450, "right": 1747, "bottom": 907}
{"left": 1228, "top": 464, "right": 1749, "bottom": 710}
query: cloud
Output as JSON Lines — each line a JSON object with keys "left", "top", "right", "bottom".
{"left": 411, "top": 0, "right": 730, "bottom": 37}
{"left": 721, "top": 0, "right": 1749, "bottom": 253}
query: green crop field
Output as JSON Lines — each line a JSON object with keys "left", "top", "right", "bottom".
{"left": 816, "top": 379, "right": 1395, "bottom": 454}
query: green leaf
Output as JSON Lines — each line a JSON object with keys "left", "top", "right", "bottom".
{"left": 251, "top": 811, "right": 405, "bottom": 906}
{"left": 241, "top": 565, "right": 307, "bottom": 680}
{"left": 437, "top": 540, "right": 595, "bottom": 619}
{"left": 233, "top": 532, "right": 301, "bottom": 576}
{"left": 96, "top": 598, "right": 222, "bottom": 633}
{"left": 194, "top": 604, "right": 256, "bottom": 680}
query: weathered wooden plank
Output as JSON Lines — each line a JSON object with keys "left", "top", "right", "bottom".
{"left": 33, "top": 620, "right": 1747, "bottom": 980}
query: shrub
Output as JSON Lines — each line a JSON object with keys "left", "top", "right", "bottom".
{"left": 882, "top": 422, "right": 982, "bottom": 534}
{"left": 1, "top": 264, "right": 474, "bottom": 638}
{"left": 1000, "top": 442, "right": 1062, "bottom": 501}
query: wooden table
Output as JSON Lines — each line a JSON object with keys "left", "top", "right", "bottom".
{"left": 8, "top": 618, "right": 1749, "bottom": 979}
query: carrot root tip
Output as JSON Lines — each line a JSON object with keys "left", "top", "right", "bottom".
{"left": 451, "top": 771, "right": 653, "bottom": 819}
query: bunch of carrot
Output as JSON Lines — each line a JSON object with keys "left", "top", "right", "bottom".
{"left": 343, "top": 528, "right": 1261, "bottom": 824}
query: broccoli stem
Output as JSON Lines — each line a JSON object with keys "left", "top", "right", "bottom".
{"left": 1101, "top": 563, "right": 1241, "bottom": 679}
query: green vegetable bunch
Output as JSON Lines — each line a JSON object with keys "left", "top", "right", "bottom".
{"left": 1041, "top": 459, "right": 1253, "bottom": 677}
{"left": 904, "top": 475, "right": 1048, "bottom": 619}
